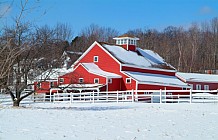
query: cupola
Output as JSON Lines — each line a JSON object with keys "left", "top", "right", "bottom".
{"left": 113, "top": 34, "right": 139, "bottom": 51}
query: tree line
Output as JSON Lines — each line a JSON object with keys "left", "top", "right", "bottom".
{"left": 0, "top": 0, "right": 218, "bottom": 106}
{"left": 70, "top": 19, "right": 218, "bottom": 73}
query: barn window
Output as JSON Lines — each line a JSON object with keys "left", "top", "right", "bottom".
{"left": 130, "top": 39, "right": 134, "bottom": 45}
{"left": 37, "top": 82, "right": 41, "bottom": 89}
{"left": 108, "top": 78, "right": 112, "bottom": 84}
{"left": 117, "top": 40, "right": 120, "bottom": 45}
{"left": 121, "top": 39, "right": 124, "bottom": 44}
{"left": 50, "top": 82, "right": 55, "bottom": 88}
{"left": 126, "top": 78, "right": 131, "bottom": 84}
{"left": 123, "top": 39, "right": 127, "bottom": 44}
{"left": 94, "top": 78, "right": 99, "bottom": 84}
{"left": 79, "top": 78, "right": 84, "bottom": 83}
{"left": 59, "top": 78, "right": 64, "bottom": 83}
{"left": 94, "top": 56, "right": 98, "bottom": 62}
{"left": 196, "top": 84, "right": 201, "bottom": 90}
{"left": 204, "top": 85, "right": 209, "bottom": 90}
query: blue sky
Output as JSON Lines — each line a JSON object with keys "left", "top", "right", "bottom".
{"left": 1, "top": 0, "right": 218, "bottom": 36}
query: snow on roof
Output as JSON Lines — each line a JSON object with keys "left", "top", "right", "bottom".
{"left": 34, "top": 68, "right": 74, "bottom": 81}
{"left": 124, "top": 71, "right": 188, "bottom": 87}
{"left": 82, "top": 63, "right": 122, "bottom": 78}
{"left": 137, "top": 48, "right": 164, "bottom": 64}
{"left": 103, "top": 44, "right": 175, "bottom": 70}
{"left": 176, "top": 72, "right": 218, "bottom": 83}
{"left": 103, "top": 44, "right": 153, "bottom": 66}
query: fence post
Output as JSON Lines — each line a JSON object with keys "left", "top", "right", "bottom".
{"left": 160, "top": 89, "right": 162, "bottom": 103}
{"left": 49, "top": 89, "right": 52, "bottom": 102}
{"left": 92, "top": 91, "right": 94, "bottom": 103}
{"left": 117, "top": 91, "right": 119, "bottom": 103}
{"left": 53, "top": 93, "right": 55, "bottom": 103}
{"left": 70, "top": 92, "right": 72, "bottom": 104}
{"left": 43, "top": 93, "right": 46, "bottom": 102}
{"left": 190, "top": 89, "right": 192, "bottom": 103}
{"left": 177, "top": 94, "right": 179, "bottom": 103}
{"left": 132, "top": 89, "right": 134, "bottom": 102}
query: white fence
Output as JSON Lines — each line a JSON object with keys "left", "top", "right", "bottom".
{"left": 33, "top": 89, "right": 218, "bottom": 103}
{"left": 1, "top": 89, "right": 218, "bottom": 104}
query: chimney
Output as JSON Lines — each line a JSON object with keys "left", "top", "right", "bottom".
{"left": 113, "top": 34, "right": 139, "bottom": 51}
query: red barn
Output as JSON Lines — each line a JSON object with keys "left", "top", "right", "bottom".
{"left": 176, "top": 72, "right": 218, "bottom": 90}
{"left": 58, "top": 35, "right": 189, "bottom": 93}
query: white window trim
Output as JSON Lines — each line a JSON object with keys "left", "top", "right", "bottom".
{"left": 79, "top": 78, "right": 84, "bottom": 83}
{"left": 37, "top": 82, "right": 41, "bottom": 89}
{"left": 108, "top": 78, "right": 112, "bottom": 84}
{"left": 50, "top": 82, "right": 55, "bottom": 88}
{"left": 59, "top": 78, "right": 64, "bottom": 83}
{"left": 196, "top": 84, "right": 201, "bottom": 90}
{"left": 204, "top": 85, "right": 209, "bottom": 90}
{"left": 94, "top": 78, "right": 99, "bottom": 84}
{"left": 94, "top": 56, "right": 98, "bottom": 62}
{"left": 126, "top": 78, "right": 131, "bottom": 84}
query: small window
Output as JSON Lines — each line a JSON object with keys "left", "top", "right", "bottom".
{"left": 50, "top": 82, "right": 55, "bottom": 88}
{"left": 131, "top": 40, "right": 134, "bottom": 45}
{"left": 94, "top": 56, "right": 98, "bottom": 62}
{"left": 94, "top": 78, "right": 99, "bottom": 84}
{"left": 108, "top": 78, "right": 112, "bottom": 84}
{"left": 79, "top": 78, "right": 84, "bottom": 83}
{"left": 127, "top": 39, "right": 130, "bottom": 44}
{"left": 196, "top": 84, "right": 201, "bottom": 90}
{"left": 204, "top": 85, "right": 209, "bottom": 90}
{"left": 123, "top": 39, "right": 127, "bottom": 44}
{"left": 37, "top": 82, "right": 41, "bottom": 89}
{"left": 117, "top": 40, "right": 120, "bottom": 45}
{"left": 126, "top": 78, "right": 131, "bottom": 84}
{"left": 144, "top": 92, "right": 150, "bottom": 95}
{"left": 121, "top": 39, "right": 124, "bottom": 44}
{"left": 59, "top": 78, "right": 64, "bottom": 83}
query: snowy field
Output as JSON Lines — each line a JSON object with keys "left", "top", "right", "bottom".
{"left": 1, "top": 102, "right": 218, "bottom": 140}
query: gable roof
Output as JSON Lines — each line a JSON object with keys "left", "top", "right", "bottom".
{"left": 72, "top": 41, "right": 175, "bottom": 72}
{"left": 124, "top": 71, "right": 188, "bottom": 87}
{"left": 72, "top": 41, "right": 121, "bottom": 68}
{"left": 81, "top": 63, "right": 121, "bottom": 78}
{"left": 102, "top": 44, "right": 175, "bottom": 71}
{"left": 176, "top": 72, "right": 218, "bottom": 83}
{"left": 34, "top": 68, "right": 74, "bottom": 81}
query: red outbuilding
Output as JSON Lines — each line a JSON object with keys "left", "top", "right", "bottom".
{"left": 176, "top": 72, "right": 218, "bottom": 90}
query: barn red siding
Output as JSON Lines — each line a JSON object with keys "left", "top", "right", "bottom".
{"left": 186, "top": 81, "right": 218, "bottom": 90}
{"left": 69, "top": 65, "right": 107, "bottom": 84}
{"left": 138, "top": 84, "right": 182, "bottom": 90}
{"left": 120, "top": 44, "right": 136, "bottom": 51}
{"left": 108, "top": 78, "right": 121, "bottom": 91}
{"left": 34, "top": 81, "right": 58, "bottom": 94}
{"left": 122, "top": 66, "right": 175, "bottom": 76}
{"left": 75, "top": 44, "right": 121, "bottom": 74}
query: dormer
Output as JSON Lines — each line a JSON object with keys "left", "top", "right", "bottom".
{"left": 113, "top": 34, "right": 139, "bottom": 51}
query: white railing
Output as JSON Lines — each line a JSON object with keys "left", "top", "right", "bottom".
{"left": 1, "top": 89, "right": 218, "bottom": 104}
{"left": 40, "top": 89, "right": 218, "bottom": 103}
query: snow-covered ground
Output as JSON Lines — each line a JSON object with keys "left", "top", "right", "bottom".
{"left": 1, "top": 102, "right": 218, "bottom": 140}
